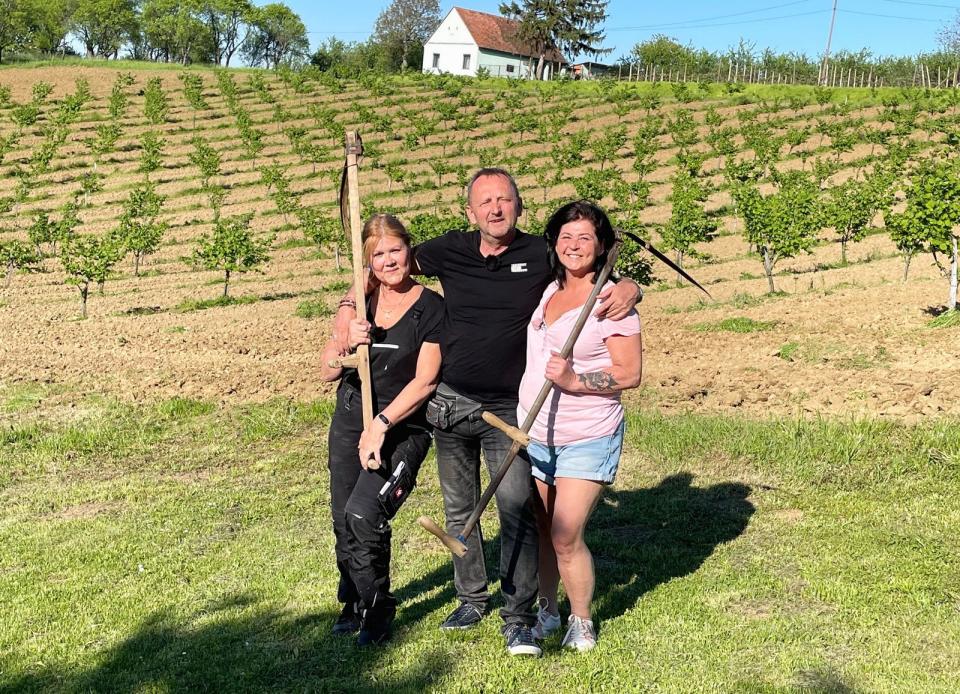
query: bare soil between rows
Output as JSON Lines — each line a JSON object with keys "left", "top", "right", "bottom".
{"left": 2, "top": 232, "right": 957, "bottom": 423}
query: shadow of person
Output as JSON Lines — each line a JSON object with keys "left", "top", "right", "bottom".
{"left": 392, "top": 527, "right": 507, "bottom": 628}
{"left": 3, "top": 592, "right": 452, "bottom": 694}
{"left": 588, "top": 472, "right": 755, "bottom": 625}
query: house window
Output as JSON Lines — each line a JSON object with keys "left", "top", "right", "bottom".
{"left": 462, "top": 54, "right": 471, "bottom": 70}
{"left": 432, "top": 53, "right": 440, "bottom": 69}
{"left": 506, "top": 64, "right": 515, "bottom": 74}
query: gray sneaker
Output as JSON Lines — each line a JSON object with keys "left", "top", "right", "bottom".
{"left": 531, "top": 598, "right": 561, "bottom": 640}
{"left": 561, "top": 615, "right": 597, "bottom": 652}
{"left": 503, "top": 623, "right": 542, "bottom": 657}
{"left": 440, "top": 602, "right": 483, "bottom": 631}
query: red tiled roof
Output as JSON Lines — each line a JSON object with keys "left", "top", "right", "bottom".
{"left": 455, "top": 7, "right": 567, "bottom": 64}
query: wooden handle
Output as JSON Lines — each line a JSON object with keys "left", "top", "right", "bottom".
{"left": 417, "top": 516, "right": 468, "bottom": 557}
{"left": 345, "top": 131, "right": 373, "bottom": 430}
{"left": 328, "top": 354, "right": 360, "bottom": 369}
{"left": 457, "top": 240, "right": 622, "bottom": 544}
{"left": 481, "top": 411, "right": 530, "bottom": 448}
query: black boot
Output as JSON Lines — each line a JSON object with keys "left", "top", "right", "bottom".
{"left": 332, "top": 602, "right": 360, "bottom": 635}
{"left": 357, "top": 596, "right": 395, "bottom": 646}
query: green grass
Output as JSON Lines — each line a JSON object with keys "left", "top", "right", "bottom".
{"left": 776, "top": 341, "right": 893, "bottom": 370}
{"left": 929, "top": 309, "right": 960, "bottom": 329}
{"left": 691, "top": 316, "right": 779, "bottom": 333}
{"left": 663, "top": 291, "right": 789, "bottom": 314}
{"left": 295, "top": 298, "right": 334, "bottom": 320}
{"left": 176, "top": 294, "right": 259, "bottom": 312}
{"left": 277, "top": 236, "right": 314, "bottom": 250}
{"left": 1, "top": 389, "right": 958, "bottom": 692}
{"left": 322, "top": 279, "right": 351, "bottom": 293}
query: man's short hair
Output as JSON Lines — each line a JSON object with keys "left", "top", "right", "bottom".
{"left": 465, "top": 168, "right": 522, "bottom": 206}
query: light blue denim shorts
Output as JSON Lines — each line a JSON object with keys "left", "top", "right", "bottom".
{"left": 527, "top": 420, "right": 625, "bottom": 486}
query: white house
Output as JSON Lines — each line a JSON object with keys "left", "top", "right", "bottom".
{"left": 422, "top": 7, "right": 566, "bottom": 80}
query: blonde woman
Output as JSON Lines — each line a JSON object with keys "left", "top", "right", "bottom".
{"left": 320, "top": 214, "right": 444, "bottom": 645}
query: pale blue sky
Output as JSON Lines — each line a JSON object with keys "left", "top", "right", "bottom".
{"left": 292, "top": 0, "right": 960, "bottom": 61}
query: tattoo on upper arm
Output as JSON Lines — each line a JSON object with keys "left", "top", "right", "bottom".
{"left": 578, "top": 371, "right": 618, "bottom": 391}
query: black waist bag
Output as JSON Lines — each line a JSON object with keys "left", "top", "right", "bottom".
{"left": 425, "top": 383, "right": 482, "bottom": 431}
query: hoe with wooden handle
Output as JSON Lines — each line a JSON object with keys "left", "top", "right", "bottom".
{"left": 327, "top": 131, "right": 378, "bottom": 469}
{"left": 418, "top": 239, "right": 622, "bottom": 556}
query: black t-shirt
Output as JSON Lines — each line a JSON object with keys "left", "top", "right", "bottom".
{"left": 414, "top": 230, "right": 551, "bottom": 405}
{"left": 342, "top": 286, "right": 444, "bottom": 427}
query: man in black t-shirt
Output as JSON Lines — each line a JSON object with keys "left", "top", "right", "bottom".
{"left": 335, "top": 168, "right": 641, "bottom": 657}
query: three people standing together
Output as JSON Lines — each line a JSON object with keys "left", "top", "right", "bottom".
{"left": 328, "top": 168, "right": 642, "bottom": 656}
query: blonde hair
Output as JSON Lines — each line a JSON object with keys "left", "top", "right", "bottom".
{"left": 362, "top": 214, "right": 412, "bottom": 265}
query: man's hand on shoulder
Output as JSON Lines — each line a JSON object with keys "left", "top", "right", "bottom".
{"left": 595, "top": 278, "right": 642, "bottom": 320}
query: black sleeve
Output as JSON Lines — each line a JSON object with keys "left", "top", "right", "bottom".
{"left": 413, "top": 232, "right": 450, "bottom": 279}
{"left": 418, "top": 290, "right": 444, "bottom": 344}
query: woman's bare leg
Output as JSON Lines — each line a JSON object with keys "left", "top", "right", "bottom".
{"left": 533, "top": 478, "right": 560, "bottom": 616}
{"left": 550, "top": 478, "right": 604, "bottom": 619}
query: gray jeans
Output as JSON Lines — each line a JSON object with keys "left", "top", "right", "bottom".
{"left": 433, "top": 403, "right": 538, "bottom": 627}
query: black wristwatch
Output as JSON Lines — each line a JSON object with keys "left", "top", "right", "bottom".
{"left": 377, "top": 412, "right": 391, "bottom": 429}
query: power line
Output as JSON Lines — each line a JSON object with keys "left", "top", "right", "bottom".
{"left": 604, "top": 0, "right": 814, "bottom": 31}
{"left": 606, "top": 9, "right": 829, "bottom": 33}
{"left": 876, "top": 0, "right": 960, "bottom": 10}
{"left": 838, "top": 8, "right": 945, "bottom": 22}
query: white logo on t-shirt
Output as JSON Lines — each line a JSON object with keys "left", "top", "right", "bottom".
{"left": 510, "top": 263, "right": 528, "bottom": 273}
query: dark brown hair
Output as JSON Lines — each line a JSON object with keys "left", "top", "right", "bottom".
{"left": 544, "top": 200, "right": 615, "bottom": 288}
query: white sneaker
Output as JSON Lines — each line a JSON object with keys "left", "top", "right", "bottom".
{"left": 531, "top": 598, "right": 561, "bottom": 640}
{"left": 561, "top": 614, "right": 597, "bottom": 652}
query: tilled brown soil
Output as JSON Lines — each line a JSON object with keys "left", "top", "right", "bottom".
{"left": 1, "top": 66, "right": 956, "bottom": 420}
{"left": 2, "top": 223, "right": 956, "bottom": 422}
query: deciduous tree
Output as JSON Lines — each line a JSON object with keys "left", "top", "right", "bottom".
{"left": 242, "top": 3, "right": 307, "bottom": 69}
{"left": 500, "top": 0, "right": 611, "bottom": 80}
{"left": 71, "top": 0, "right": 137, "bottom": 58}
{"left": 115, "top": 181, "right": 167, "bottom": 276}
{"left": 896, "top": 160, "right": 960, "bottom": 308}
{"left": 22, "top": 0, "right": 75, "bottom": 56}
{"left": 60, "top": 233, "right": 123, "bottom": 317}
{"left": 0, "top": 239, "right": 40, "bottom": 287}
{"left": 660, "top": 170, "right": 717, "bottom": 284}
{"left": 734, "top": 170, "right": 822, "bottom": 293}
{"left": 824, "top": 171, "right": 891, "bottom": 264}
{"left": 200, "top": 0, "right": 251, "bottom": 66}
{"left": 141, "top": 0, "right": 212, "bottom": 64}
{"left": 0, "top": 0, "right": 29, "bottom": 63}
{"left": 372, "top": 0, "right": 440, "bottom": 71}
{"left": 192, "top": 213, "right": 270, "bottom": 297}
{"left": 139, "top": 130, "right": 166, "bottom": 178}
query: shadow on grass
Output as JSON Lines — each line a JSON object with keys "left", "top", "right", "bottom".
{"left": 590, "top": 472, "right": 755, "bottom": 625}
{"left": 396, "top": 472, "right": 754, "bottom": 631}
{"left": 3, "top": 476, "right": 750, "bottom": 692}
{"left": 3, "top": 593, "right": 452, "bottom": 694}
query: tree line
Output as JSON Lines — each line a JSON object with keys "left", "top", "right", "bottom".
{"left": 0, "top": 0, "right": 308, "bottom": 68}
{"left": 627, "top": 30, "right": 960, "bottom": 89}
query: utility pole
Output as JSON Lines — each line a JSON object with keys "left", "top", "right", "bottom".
{"left": 820, "top": 0, "right": 839, "bottom": 86}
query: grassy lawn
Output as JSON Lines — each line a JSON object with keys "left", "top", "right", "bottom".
{"left": 1, "top": 385, "right": 958, "bottom": 693}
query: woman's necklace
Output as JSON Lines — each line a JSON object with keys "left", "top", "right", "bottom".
{"left": 378, "top": 287, "right": 412, "bottom": 319}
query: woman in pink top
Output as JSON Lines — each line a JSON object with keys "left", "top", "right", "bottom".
{"left": 518, "top": 200, "right": 642, "bottom": 652}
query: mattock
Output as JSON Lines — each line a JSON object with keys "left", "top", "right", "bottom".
{"left": 327, "top": 130, "right": 378, "bottom": 469}
{"left": 418, "top": 237, "right": 624, "bottom": 557}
